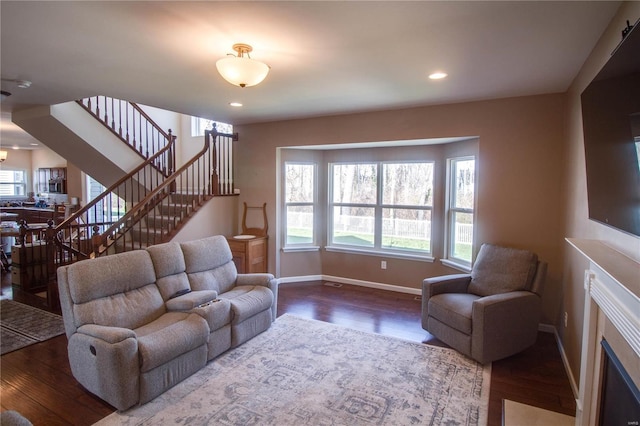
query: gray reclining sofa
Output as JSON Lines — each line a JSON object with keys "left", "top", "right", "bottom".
{"left": 57, "top": 235, "right": 277, "bottom": 411}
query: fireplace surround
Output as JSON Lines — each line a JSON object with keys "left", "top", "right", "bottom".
{"left": 567, "top": 238, "right": 640, "bottom": 426}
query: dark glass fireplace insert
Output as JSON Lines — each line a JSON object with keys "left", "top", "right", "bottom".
{"left": 599, "top": 339, "right": 640, "bottom": 426}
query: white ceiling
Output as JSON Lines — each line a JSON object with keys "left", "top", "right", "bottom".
{"left": 0, "top": 1, "right": 621, "bottom": 149}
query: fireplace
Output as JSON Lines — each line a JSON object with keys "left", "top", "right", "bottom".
{"left": 567, "top": 238, "right": 640, "bottom": 426}
{"left": 598, "top": 339, "right": 640, "bottom": 425}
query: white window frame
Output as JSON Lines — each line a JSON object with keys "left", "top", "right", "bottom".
{"left": 443, "top": 155, "right": 476, "bottom": 270}
{"left": 282, "top": 162, "right": 318, "bottom": 251}
{"left": 0, "top": 168, "right": 27, "bottom": 197}
{"left": 191, "top": 116, "right": 233, "bottom": 137}
{"left": 327, "top": 161, "right": 434, "bottom": 259}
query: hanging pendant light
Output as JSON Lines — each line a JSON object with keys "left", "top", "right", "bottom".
{"left": 216, "top": 44, "right": 270, "bottom": 88}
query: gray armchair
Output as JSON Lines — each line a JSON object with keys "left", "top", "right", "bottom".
{"left": 422, "top": 244, "right": 546, "bottom": 364}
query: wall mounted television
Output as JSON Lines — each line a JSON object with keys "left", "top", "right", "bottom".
{"left": 581, "top": 18, "right": 640, "bottom": 237}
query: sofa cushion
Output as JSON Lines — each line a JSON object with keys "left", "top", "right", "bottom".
{"left": 73, "top": 283, "right": 165, "bottom": 331}
{"left": 468, "top": 244, "right": 538, "bottom": 297}
{"left": 428, "top": 293, "right": 480, "bottom": 335}
{"left": 66, "top": 250, "right": 157, "bottom": 303}
{"left": 135, "top": 312, "right": 209, "bottom": 372}
{"left": 147, "top": 242, "right": 191, "bottom": 300}
{"left": 181, "top": 236, "right": 237, "bottom": 294}
{"left": 187, "top": 262, "right": 237, "bottom": 294}
{"left": 222, "top": 286, "right": 274, "bottom": 325}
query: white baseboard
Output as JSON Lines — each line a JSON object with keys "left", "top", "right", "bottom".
{"left": 277, "top": 274, "right": 421, "bottom": 295}
{"left": 541, "top": 324, "right": 579, "bottom": 400}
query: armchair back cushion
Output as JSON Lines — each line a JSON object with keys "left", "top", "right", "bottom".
{"left": 181, "top": 236, "right": 237, "bottom": 294}
{"left": 468, "top": 244, "right": 538, "bottom": 297}
{"left": 63, "top": 250, "right": 164, "bottom": 332}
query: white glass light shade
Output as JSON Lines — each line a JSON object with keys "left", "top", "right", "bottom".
{"left": 216, "top": 56, "right": 270, "bottom": 88}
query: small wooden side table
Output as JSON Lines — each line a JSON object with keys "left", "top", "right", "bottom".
{"left": 226, "top": 235, "right": 268, "bottom": 274}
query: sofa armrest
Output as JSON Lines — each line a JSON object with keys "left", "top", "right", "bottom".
{"left": 165, "top": 290, "right": 218, "bottom": 311}
{"left": 77, "top": 324, "right": 136, "bottom": 344}
{"left": 236, "top": 273, "right": 274, "bottom": 286}
{"left": 471, "top": 291, "right": 541, "bottom": 364}
{"left": 236, "top": 273, "right": 278, "bottom": 321}
{"left": 68, "top": 326, "right": 140, "bottom": 410}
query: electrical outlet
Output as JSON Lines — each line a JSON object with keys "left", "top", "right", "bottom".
{"left": 564, "top": 312, "right": 568, "bottom": 327}
{"left": 381, "top": 260, "right": 387, "bottom": 270}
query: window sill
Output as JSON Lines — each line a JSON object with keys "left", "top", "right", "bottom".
{"left": 440, "top": 259, "right": 472, "bottom": 273}
{"left": 282, "top": 246, "right": 321, "bottom": 253}
{"left": 325, "top": 246, "right": 434, "bottom": 262}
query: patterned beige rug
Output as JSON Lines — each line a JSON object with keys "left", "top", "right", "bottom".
{"left": 97, "top": 314, "right": 490, "bottom": 425}
{"left": 0, "top": 299, "right": 65, "bottom": 355}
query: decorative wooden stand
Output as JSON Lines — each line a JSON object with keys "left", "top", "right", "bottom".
{"left": 227, "top": 203, "right": 268, "bottom": 273}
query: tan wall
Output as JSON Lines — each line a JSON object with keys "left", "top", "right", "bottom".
{"left": 236, "top": 93, "right": 566, "bottom": 324}
{"left": 561, "top": 2, "right": 640, "bottom": 391}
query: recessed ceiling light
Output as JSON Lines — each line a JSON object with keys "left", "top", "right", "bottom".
{"left": 429, "top": 72, "right": 448, "bottom": 80}
{"left": 30, "top": 143, "right": 39, "bottom": 146}
{"left": 229, "top": 102, "right": 243, "bottom": 107}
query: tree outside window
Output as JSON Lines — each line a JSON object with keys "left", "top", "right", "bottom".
{"left": 284, "top": 163, "right": 315, "bottom": 245}
{"left": 329, "top": 162, "right": 433, "bottom": 254}
{"left": 447, "top": 157, "right": 475, "bottom": 265}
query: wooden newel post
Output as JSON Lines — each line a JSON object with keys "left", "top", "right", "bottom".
{"left": 91, "top": 225, "right": 102, "bottom": 257}
{"left": 45, "top": 220, "right": 60, "bottom": 310}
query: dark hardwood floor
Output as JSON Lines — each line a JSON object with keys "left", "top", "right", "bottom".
{"left": 1, "top": 274, "right": 576, "bottom": 425}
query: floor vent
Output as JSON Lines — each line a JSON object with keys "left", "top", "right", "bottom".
{"left": 414, "top": 296, "right": 422, "bottom": 301}
{"left": 323, "top": 282, "right": 343, "bottom": 288}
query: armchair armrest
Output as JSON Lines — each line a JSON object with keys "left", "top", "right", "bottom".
{"left": 421, "top": 274, "right": 471, "bottom": 328}
{"left": 471, "top": 291, "right": 541, "bottom": 364}
{"left": 422, "top": 274, "right": 471, "bottom": 298}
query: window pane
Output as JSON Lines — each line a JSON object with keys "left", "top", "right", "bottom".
{"left": 285, "top": 164, "right": 314, "bottom": 203}
{"left": 382, "top": 208, "right": 431, "bottom": 252}
{"left": 332, "top": 164, "right": 377, "bottom": 204}
{"left": 452, "top": 212, "right": 473, "bottom": 262}
{"left": 382, "top": 163, "right": 433, "bottom": 206}
{"left": 453, "top": 159, "right": 475, "bottom": 209}
{"left": 286, "top": 205, "right": 313, "bottom": 244}
{"left": 332, "top": 206, "right": 374, "bottom": 246}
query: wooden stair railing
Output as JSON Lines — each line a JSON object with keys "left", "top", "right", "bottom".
{"left": 77, "top": 96, "right": 173, "bottom": 166}
{"left": 45, "top": 127, "right": 235, "bottom": 263}
{"left": 87, "top": 128, "right": 237, "bottom": 256}
{"left": 47, "top": 134, "right": 177, "bottom": 266}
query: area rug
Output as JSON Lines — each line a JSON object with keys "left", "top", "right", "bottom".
{"left": 0, "top": 299, "right": 65, "bottom": 355}
{"left": 96, "top": 314, "right": 490, "bottom": 425}
{"left": 503, "top": 399, "right": 574, "bottom": 426}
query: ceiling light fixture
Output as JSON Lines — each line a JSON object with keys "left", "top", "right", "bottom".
{"left": 429, "top": 72, "right": 448, "bottom": 80}
{"left": 0, "top": 150, "right": 7, "bottom": 162}
{"left": 216, "top": 44, "right": 270, "bottom": 88}
{"left": 229, "top": 102, "right": 243, "bottom": 107}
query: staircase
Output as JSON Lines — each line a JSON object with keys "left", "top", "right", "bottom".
{"left": 11, "top": 96, "right": 237, "bottom": 309}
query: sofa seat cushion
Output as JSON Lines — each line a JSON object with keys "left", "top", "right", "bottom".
{"left": 221, "top": 286, "right": 274, "bottom": 325}
{"left": 192, "top": 298, "right": 232, "bottom": 331}
{"left": 428, "top": 293, "right": 480, "bottom": 335}
{"left": 135, "top": 312, "right": 209, "bottom": 373}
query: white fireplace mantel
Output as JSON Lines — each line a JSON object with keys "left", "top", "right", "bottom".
{"left": 566, "top": 238, "right": 640, "bottom": 426}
